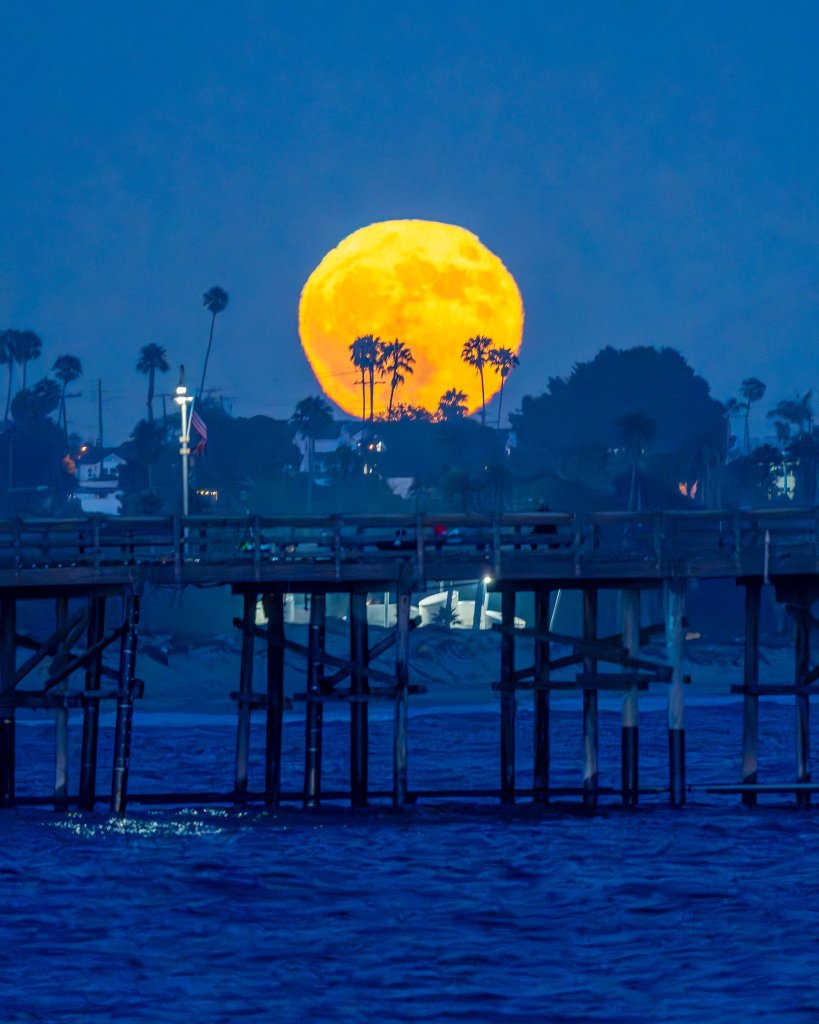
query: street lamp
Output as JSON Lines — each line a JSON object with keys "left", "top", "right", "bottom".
{"left": 174, "top": 371, "right": 194, "bottom": 516}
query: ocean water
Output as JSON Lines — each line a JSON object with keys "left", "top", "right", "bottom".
{"left": 3, "top": 702, "right": 819, "bottom": 1023}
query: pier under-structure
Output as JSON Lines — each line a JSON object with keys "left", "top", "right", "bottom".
{"left": 0, "top": 509, "right": 817, "bottom": 813}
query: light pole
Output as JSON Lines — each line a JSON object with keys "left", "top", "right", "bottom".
{"left": 174, "top": 372, "right": 193, "bottom": 516}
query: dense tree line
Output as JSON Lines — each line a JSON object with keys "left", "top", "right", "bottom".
{"left": 0, "top": 283, "right": 815, "bottom": 517}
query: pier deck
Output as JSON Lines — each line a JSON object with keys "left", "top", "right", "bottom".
{"left": 0, "top": 507, "right": 815, "bottom": 587}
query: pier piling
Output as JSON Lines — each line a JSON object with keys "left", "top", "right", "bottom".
{"left": 393, "top": 587, "right": 410, "bottom": 806}
{"left": 79, "top": 593, "right": 106, "bottom": 810}
{"left": 234, "top": 590, "right": 256, "bottom": 800}
{"left": 54, "top": 595, "right": 69, "bottom": 810}
{"left": 621, "top": 589, "right": 640, "bottom": 807}
{"left": 665, "top": 580, "right": 686, "bottom": 807}
{"left": 263, "top": 591, "right": 285, "bottom": 806}
{"left": 0, "top": 596, "right": 15, "bottom": 805}
{"left": 582, "top": 587, "right": 599, "bottom": 809}
{"left": 304, "top": 593, "right": 325, "bottom": 807}
{"left": 499, "top": 589, "right": 516, "bottom": 804}
{"left": 741, "top": 580, "right": 761, "bottom": 805}
{"left": 350, "top": 590, "right": 369, "bottom": 807}
{"left": 793, "top": 598, "right": 811, "bottom": 808}
{"left": 111, "top": 590, "right": 139, "bottom": 815}
{"left": 533, "top": 587, "right": 550, "bottom": 803}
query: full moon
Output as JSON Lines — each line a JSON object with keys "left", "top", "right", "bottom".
{"left": 298, "top": 220, "right": 524, "bottom": 418}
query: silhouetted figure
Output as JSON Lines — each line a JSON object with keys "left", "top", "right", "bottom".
{"left": 531, "top": 502, "right": 559, "bottom": 550}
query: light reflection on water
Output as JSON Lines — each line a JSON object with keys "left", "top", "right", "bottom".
{"left": 2, "top": 706, "right": 819, "bottom": 1022}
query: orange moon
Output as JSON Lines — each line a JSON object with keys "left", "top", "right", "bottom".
{"left": 298, "top": 220, "right": 524, "bottom": 417}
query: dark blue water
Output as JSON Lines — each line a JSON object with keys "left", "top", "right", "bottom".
{"left": 3, "top": 702, "right": 819, "bottom": 1022}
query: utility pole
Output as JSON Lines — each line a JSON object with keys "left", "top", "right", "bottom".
{"left": 97, "top": 379, "right": 104, "bottom": 448}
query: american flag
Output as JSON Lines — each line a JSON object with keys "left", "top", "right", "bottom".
{"left": 191, "top": 408, "right": 208, "bottom": 455}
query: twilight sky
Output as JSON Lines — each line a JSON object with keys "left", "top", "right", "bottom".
{"left": 1, "top": 1, "right": 818, "bottom": 443}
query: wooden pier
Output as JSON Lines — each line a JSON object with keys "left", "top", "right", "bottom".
{"left": 0, "top": 508, "right": 817, "bottom": 813}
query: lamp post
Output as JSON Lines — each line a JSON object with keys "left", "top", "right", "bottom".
{"left": 174, "top": 372, "right": 194, "bottom": 516}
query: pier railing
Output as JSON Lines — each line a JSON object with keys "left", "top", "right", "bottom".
{"left": 0, "top": 507, "right": 816, "bottom": 584}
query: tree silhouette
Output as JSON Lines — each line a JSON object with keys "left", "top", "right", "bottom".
{"left": 437, "top": 389, "right": 468, "bottom": 422}
{"left": 723, "top": 396, "right": 742, "bottom": 454}
{"left": 767, "top": 393, "right": 816, "bottom": 503}
{"left": 137, "top": 343, "right": 170, "bottom": 423}
{"left": 767, "top": 393, "right": 812, "bottom": 437}
{"left": 291, "top": 395, "right": 334, "bottom": 511}
{"left": 348, "top": 335, "right": 382, "bottom": 423}
{"left": 385, "top": 402, "right": 432, "bottom": 423}
{"left": 461, "top": 335, "right": 494, "bottom": 426}
{"left": 509, "top": 346, "right": 726, "bottom": 508}
{"left": 740, "top": 377, "right": 766, "bottom": 452}
{"left": 11, "top": 377, "right": 60, "bottom": 423}
{"left": 52, "top": 354, "right": 83, "bottom": 446}
{"left": 13, "top": 330, "right": 42, "bottom": 394}
{"left": 0, "top": 331, "right": 18, "bottom": 422}
{"left": 200, "top": 286, "right": 229, "bottom": 397}
{"left": 488, "top": 346, "right": 519, "bottom": 428}
{"left": 381, "top": 339, "right": 415, "bottom": 417}
{"left": 618, "top": 412, "right": 656, "bottom": 511}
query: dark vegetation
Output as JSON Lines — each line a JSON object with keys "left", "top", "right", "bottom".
{"left": 0, "top": 297, "right": 814, "bottom": 517}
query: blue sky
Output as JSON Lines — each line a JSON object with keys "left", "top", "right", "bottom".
{"left": 1, "top": 1, "right": 818, "bottom": 442}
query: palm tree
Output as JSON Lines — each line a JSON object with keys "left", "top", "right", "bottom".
{"left": 768, "top": 393, "right": 815, "bottom": 503}
{"left": 11, "top": 330, "right": 43, "bottom": 393}
{"left": 724, "top": 396, "right": 742, "bottom": 453}
{"left": 437, "top": 389, "right": 468, "bottom": 422}
{"left": 136, "top": 343, "right": 170, "bottom": 422}
{"left": 618, "top": 412, "right": 655, "bottom": 512}
{"left": 381, "top": 339, "right": 415, "bottom": 417}
{"left": 11, "top": 376, "right": 60, "bottom": 423}
{"left": 291, "top": 395, "right": 334, "bottom": 512}
{"left": 488, "top": 346, "right": 519, "bottom": 428}
{"left": 53, "top": 354, "right": 83, "bottom": 446}
{"left": 461, "top": 335, "right": 494, "bottom": 426}
{"left": 348, "top": 335, "right": 382, "bottom": 422}
{"left": 199, "top": 286, "right": 229, "bottom": 397}
{"left": 349, "top": 337, "right": 368, "bottom": 421}
{"left": 0, "top": 331, "right": 18, "bottom": 423}
{"left": 740, "top": 377, "right": 766, "bottom": 451}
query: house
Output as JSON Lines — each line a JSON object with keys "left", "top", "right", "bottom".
{"left": 292, "top": 426, "right": 356, "bottom": 486}
{"left": 73, "top": 446, "right": 126, "bottom": 514}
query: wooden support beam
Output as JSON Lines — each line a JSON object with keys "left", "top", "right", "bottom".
{"left": 54, "top": 595, "right": 69, "bottom": 810}
{"left": 39, "top": 619, "right": 121, "bottom": 692}
{"left": 741, "top": 579, "right": 761, "bottom": 806}
{"left": 111, "top": 590, "right": 140, "bottom": 815}
{"left": 393, "top": 587, "right": 410, "bottom": 806}
{"left": 79, "top": 593, "right": 106, "bottom": 810}
{"left": 320, "top": 616, "right": 421, "bottom": 689}
{"left": 665, "top": 579, "right": 686, "bottom": 807}
{"left": 304, "top": 594, "right": 325, "bottom": 808}
{"left": 237, "top": 619, "right": 395, "bottom": 687}
{"left": 533, "top": 587, "right": 550, "bottom": 803}
{"left": 234, "top": 590, "right": 256, "bottom": 800}
{"left": 263, "top": 592, "right": 285, "bottom": 806}
{"left": 500, "top": 589, "right": 516, "bottom": 804}
{"left": 621, "top": 589, "right": 640, "bottom": 807}
{"left": 0, "top": 596, "right": 16, "bottom": 806}
{"left": 350, "top": 591, "right": 369, "bottom": 808}
{"left": 582, "top": 587, "right": 599, "bottom": 810}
